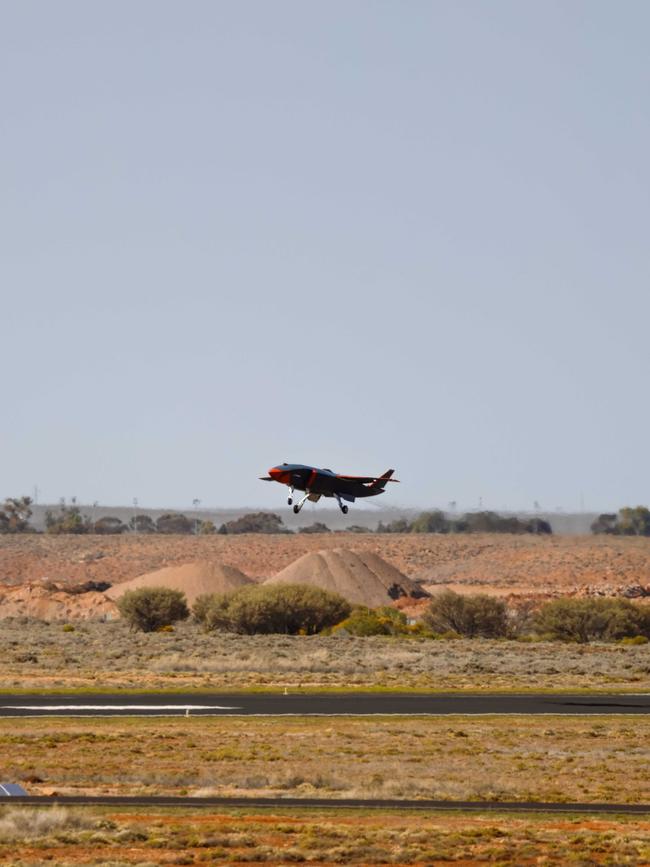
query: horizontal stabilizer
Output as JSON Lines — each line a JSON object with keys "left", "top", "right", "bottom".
{"left": 338, "top": 472, "right": 400, "bottom": 484}
{"left": 369, "top": 469, "right": 398, "bottom": 491}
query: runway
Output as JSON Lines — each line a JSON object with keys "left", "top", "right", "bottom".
{"left": 1, "top": 794, "right": 649, "bottom": 814}
{"left": 1, "top": 692, "right": 649, "bottom": 716}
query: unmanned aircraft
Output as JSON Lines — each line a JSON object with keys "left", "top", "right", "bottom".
{"left": 260, "top": 463, "right": 399, "bottom": 514}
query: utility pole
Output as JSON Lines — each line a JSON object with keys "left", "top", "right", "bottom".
{"left": 132, "top": 498, "right": 138, "bottom": 534}
{"left": 193, "top": 498, "right": 201, "bottom": 534}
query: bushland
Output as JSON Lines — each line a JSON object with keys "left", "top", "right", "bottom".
{"left": 591, "top": 506, "right": 650, "bottom": 536}
{"left": 193, "top": 583, "right": 350, "bottom": 635}
{"left": 116, "top": 586, "right": 190, "bottom": 632}
{"left": 378, "top": 510, "right": 552, "bottom": 535}
{"left": 423, "top": 590, "right": 509, "bottom": 638}
{"left": 534, "top": 597, "right": 650, "bottom": 643}
{"left": 334, "top": 606, "right": 411, "bottom": 636}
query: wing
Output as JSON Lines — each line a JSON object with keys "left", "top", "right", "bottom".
{"left": 336, "top": 474, "right": 400, "bottom": 484}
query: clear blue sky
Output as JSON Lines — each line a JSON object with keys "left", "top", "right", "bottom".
{"left": 2, "top": 1, "right": 649, "bottom": 512}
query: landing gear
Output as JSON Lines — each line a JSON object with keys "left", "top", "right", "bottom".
{"left": 292, "top": 492, "right": 310, "bottom": 514}
{"left": 335, "top": 494, "right": 349, "bottom": 515}
{"left": 288, "top": 487, "right": 294, "bottom": 506}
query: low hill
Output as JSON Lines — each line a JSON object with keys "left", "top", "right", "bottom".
{"left": 106, "top": 560, "right": 253, "bottom": 605}
{"left": 264, "top": 548, "right": 429, "bottom": 608}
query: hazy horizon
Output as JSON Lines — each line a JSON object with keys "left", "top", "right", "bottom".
{"left": 3, "top": 1, "right": 649, "bottom": 512}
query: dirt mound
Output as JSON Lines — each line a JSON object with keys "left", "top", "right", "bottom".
{"left": 106, "top": 560, "right": 253, "bottom": 605}
{"left": 0, "top": 583, "right": 118, "bottom": 621}
{"left": 265, "top": 548, "right": 429, "bottom": 607}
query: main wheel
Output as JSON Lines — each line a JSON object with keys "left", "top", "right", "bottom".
{"left": 293, "top": 504, "right": 300, "bottom": 514}
{"left": 342, "top": 505, "right": 348, "bottom": 514}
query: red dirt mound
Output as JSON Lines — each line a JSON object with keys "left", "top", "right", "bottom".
{"left": 264, "top": 548, "right": 429, "bottom": 608}
{"left": 106, "top": 560, "right": 253, "bottom": 605}
{"left": 0, "top": 583, "right": 118, "bottom": 621}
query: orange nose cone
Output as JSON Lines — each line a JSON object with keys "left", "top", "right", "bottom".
{"left": 269, "top": 466, "right": 290, "bottom": 484}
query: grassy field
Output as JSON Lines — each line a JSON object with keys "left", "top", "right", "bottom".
{"left": 0, "top": 805, "right": 648, "bottom": 864}
{"left": 4, "top": 715, "right": 650, "bottom": 804}
{"left": 2, "top": 619, "right": 650, "bottom": 692}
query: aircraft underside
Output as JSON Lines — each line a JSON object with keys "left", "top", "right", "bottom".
{"left": 288, "top": 489, "right": 356, "bottom": 515}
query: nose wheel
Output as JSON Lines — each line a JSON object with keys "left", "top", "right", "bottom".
{"left": 288, "top": 487, "right": 295, "bottom": 506}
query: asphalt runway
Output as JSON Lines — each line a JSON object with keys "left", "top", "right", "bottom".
{"left": 1, "top": 794, "right": 649, "bottom": 814}
{"left": 1, "top": 692, "right": 649, "bottom": 716}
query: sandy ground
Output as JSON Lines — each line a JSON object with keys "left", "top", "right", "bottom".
{"left": 1, "top": 532, "right": 650, "bottom": 593}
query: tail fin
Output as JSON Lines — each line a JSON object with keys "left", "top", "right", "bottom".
{"left": 370, "top": 469, "right": 396, "bottom": 491}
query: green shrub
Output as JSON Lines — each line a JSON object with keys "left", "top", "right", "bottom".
{"left": 193, "top": 584, "right": 350, "bottom": 635}
{"left": 335, "top": 606, "right": 409, "bottom": 636}
{"left": 117, "top": 586, "right": 190, "bottom": 632}
{"left": 410, "top": 511, "right": 449, "bottom": 534}
{"left": 218, "top": 512, "right": 290, "bottom": 534}
{"left": 128, "top": 514, "right": 157, "bottom": 534}
{"left": 617, "top": 506, "right": 650, "bottom": 536}
{"left": 193, "top": 591, "right": 232, "bottom": 631}
{"left": 591, "top": 506, "right": 650, "bottom": 536}
{"left": 0, "top": 496, "right": 34, "bottom": 534}
{"left": 535, "top": 597, "right": 650, "bottom": 643}
{"left": 155, "top": 513, "right": 193, "bottom": 534}
{"left": 92, "top": 516, "right": 127, "bottom": 535}
{"left": 422, "top": 590, "right": 508, "bottom": 638}
{"left": 376, "top": 518, "right": 411, "bottom": 534}
{"left": 45, "top": 502, "right": 91, "bottom": 534}
{"left": 460, "top": 511, "right": 529, "bottom": 534}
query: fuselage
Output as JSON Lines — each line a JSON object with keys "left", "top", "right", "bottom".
{"left": 267, "top": 464, "right": 381, "bottom": 499}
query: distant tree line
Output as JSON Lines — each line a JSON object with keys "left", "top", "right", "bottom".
{"left": 377, "top": 510, "right": 552, "bottom": 535}
{"left": 4, "top": 496, "right": 650, "bottom": 536}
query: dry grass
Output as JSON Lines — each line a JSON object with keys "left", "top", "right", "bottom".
{"left": 3, "top": 715, "right": 650, "bottom": 804}
{"left": 0, "top": 806, "right": 98, "bottom": 841}
{"left": 1, "top": 618, "right": 650, "bottom": 691}
{"left": 0, "top": 807, "right": 648, "bottom": 865}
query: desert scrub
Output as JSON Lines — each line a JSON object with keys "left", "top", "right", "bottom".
{"left": 1, "top": 808, "right": 649, "bottom": 866}
{"left": 0, "top": 807, "right": 111, "bottom": 841}
{"left": 4, "top": 715, "right": 650, "bottom": 804}
{"left": 2, "top": 619, "right": 650, "bottom": 691}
